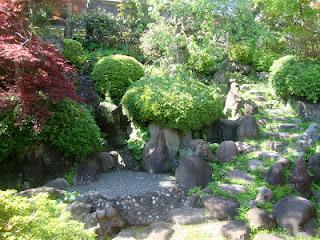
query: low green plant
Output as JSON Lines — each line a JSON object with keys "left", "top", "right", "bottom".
{"left": 63, "top": 39, "right": 85, "bottom": 68}
{"left": 209, "top": 143, "right": 219, "bottom": 155}
{"left": 0, "top": 190, "right": 95, "bottom": 240}
{"left": 0, "top": 110, "right": 37, "bottom": 162}
{"left": 92, "top": 54, "right": 144, "bottom": 103}
{"left": 122, "top": 75, "right": 223, "bottom": 130}
{"left": 126, "top": 124, "right": 149, "bottom": 161}
{"left": 43, "top": 99, "right": 103, "bottom": 159}
{"left": 228, "top": 43, "right": 254, "bottom": 65}
{"left": 270, "top": 55, "right": 320, "bottom": 103}
{"left": 63, "top": 168, "right": 76, "bottom": 185}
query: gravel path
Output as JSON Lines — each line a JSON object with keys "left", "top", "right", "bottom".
{"left": 70, "top": 170, "right": 176, "bottom": 200}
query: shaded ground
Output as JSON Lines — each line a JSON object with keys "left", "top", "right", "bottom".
{"left": 70, "top": 170, "right": 176, "bottom": 200}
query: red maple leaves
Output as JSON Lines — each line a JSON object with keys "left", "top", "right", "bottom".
{"left": 0, "top": 0, "right": 79, "bottom": 125}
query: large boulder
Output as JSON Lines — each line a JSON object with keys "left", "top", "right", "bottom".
{"left": 216, "top": 141, "right": 239, "bottom": 163}
{"left": 175, "top": 155, "right": 212, "bottom": 189}
{"left": 220, "top": 220, "right": 250, "bottom": 240}
{"left": 73, "top": 163, "right": 97, "bottom": 185}
{"left": 308, "top": 153, "right": 320, "bottom": 182}
{"left": 238, "top": 115, "right": 259, "bottom": 139}
{"left": 247, "top": 208, "right": 275, "bottom": 230}
{"left": 142, "top": 124, "right": 180, "bottom": 173}
{"left": 273, "top": 196, "right": 317, "bottom": 235}
{"left": 110, "top": 148, "right": 139, "bottom": 170}
{"left": 187, "top": 139, "right": 213, "bottom": 162}
{"left": 44, "top": 178, "right": 70, "bottom": 190}
{"left": 266, "top": 162, "right": 286, "bottom": 186}
{"left": 206, "top": 119, "right": 239, "bottom": 143}
{"left": 289, "top": 156, "right": 312, "bottom": 198}
{"left": 143, "top": 131, "right": 170, "bottom": 174}
{"left": 203, "top": 196, "right": 240, "bottom": 220}
{"left": 78, "top": 76, "right": 101, "bottom": 108}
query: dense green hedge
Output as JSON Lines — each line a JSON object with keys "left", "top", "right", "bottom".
{"left": 92, "top": 54, "right": 144, "bottom": 103}
{"left": 270, "top": 55, "right": 320, "bottom": 103}
{"left": 253, "top": 48, "right": 280, "bottom": 72}
{"left": 0, "top": 190, "right": 95, "bottom": 240}
{"left": 121, "top": 76, "right": 223, "bottom": 130}
{"left": 43, "top": 100, "right": 103, "bottom": 159}
{"left": 63, "top": 39, "right": 85, "bottom": 68}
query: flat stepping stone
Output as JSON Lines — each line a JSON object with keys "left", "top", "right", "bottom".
{"left": 218, "top": 183, "right": 246, "bottom": 195}
{"left": 263, "top": 131, "right": 300, "bottom": 140}
{"left": 167, "top": 207, "right": 206, "bottom": 225}
{"left": 204, "top": 196, "right": 240, "bottom": 220}
{"left": 113, "top": 230, "right": 136, "bottom": 240}
{"left": 278, "top": 123, "right": 300, "bottom": 131}
{"left": 144, "top": 222, "right": 174, "bottom": 240}
{"left": 266, "top": 141, "right": 288, "bottom": 153}
{"left": 226, "top": 170, "right": 254, "bottom": 183}
{"left": 258, "top": 151, "right": 281, "bottom": 160}
{"left": 248, "top": 160, "right": 264, "bottom": 172}
{"left": 247, "top": 208, "right": 275, "bottom": 229}
{"left": 220, "top": 220, "right": 250, "bottom": 240}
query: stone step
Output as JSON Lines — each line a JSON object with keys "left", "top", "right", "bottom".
{"left": 263, "top": 131, "right": 300, "bottom": 140}
{"left": 277, "top": 123, "right": 300, "bottom": 131}
{"left": 226, "top": 170, "right": 254, "bottom": 183}
{"left": 266, "top": 141, "right": 288, "bottom": 153}
{"left": 218, "top": 183, "right": 247, "bottom": 195}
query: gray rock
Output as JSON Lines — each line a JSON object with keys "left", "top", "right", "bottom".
{"left": 18, "top": 186, "right": 66, "bottom": 199}
{"left": 207, "top": 119, "right": 239, "bottom": 143}
{"left": 289, "top": 156, "right": 312, "bottom": 198}
{"left": 247, "top": 208, "right": 275, "bottom": 229}
{"left": 267, "top": 141, "right": 288, "bottom": 153}
{"left": 145, "top": 222, "right": 174, "bottom": 240}
{"left": 278, "top": 123, "right": 299, "bottom": 131}
{"left": 204, "top": 196, "right": 240, "bottom": 220}
{"left": 258, "top": 151, "right": 281, "bottom": 160}
{"left": 143, "top": 131, "right": 170, "bottom": 173}
{"left": 227, "top": 62, "right": 253, "bottom": 75}
{"left": 74, "top": 163, "right": 97, "bottom": 185}
{"left": 255, "top": 187, "right": 273, "bottom": 202}
{"left": 253, "top": 233, "right": 284, "bottom": 240}
{"left": 113, "top": 230, "right": 136, "bottom": 240}
{"left": 220, "top": 220, "right": 250, "bottom": 240}
{"left": 187, "top": 139, "right": 213, "bottom": 162}
{"left": 168, "top": 207, "right": 206, "bottom": 225}
{"left": 302, "top": 218, "right": 318, "bottom": 237}
{"left": 187, "top": 194, "right": 202, "bottom": 208}
{"left": 163, "top": 128, "right": 180, "bottom": 166}
{"left": 67, "top": 202, "right": 92, "bottom": 222}
{"left": 44, "top": 178, "right": 70, "bottom": 190}
{"left": 216, "top": 141, "right": 239, "bottom": 163}
{"left": 238, "top": 115, "right": 259, "bottom": 139}
{"left": 78, "top": 76, "right": 101, "bottom": 108}
{"left": 248, "top": 160, "right": 264, "bottom": 172}
{"left": 89, "top": 152, "right": 115, "bottom": 172}
{"left": 180, "top": 131, "right": 193, "bottom": 146}
{"left": 226, "top": 169, "right": 254, "bottom": 183}
{"left": 293, "top": 98, "right": 320, "bottom": 120}
{"left": 296, "top": 140, "right": 309, "bottom": 152}
{"left": 175, "top": 155, "right": 212, "bottom": 189}
{"left": 265, "top": 162, "right": 286, "bottom": 186}
{"left": 244, "top": 99, "right": 259, "bottom": 115}
{"left": 273, "top": 196, "right": 317, "bottom": 235}
{"left": 263, "top": 131, "right": 300, "bottom": 140}
{"left": 110, "top": 148, "right": 139, "bottom": 170}
{"left": 308, "top": 153, "right": 320, "bottom": 182}
{"left": 218, "top": 184, "right": 246, "bottom": 195}
{"left": 235, "top": 142, "right": 257, "bottom": 154}
{"left": 300, "top": 123, "right": 319, "bottom": 144}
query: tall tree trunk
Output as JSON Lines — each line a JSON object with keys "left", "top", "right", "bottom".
{"left": 64, "top": 0, "right": 73, "bottom": 37}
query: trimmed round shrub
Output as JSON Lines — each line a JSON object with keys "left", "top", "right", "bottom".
{"left": 228, "top": 43, "right": 254, "bottom": 64}
{"left": 63, "top": 39, "right": 85, "bottom": 68}
{"left": 43, "top": 99, "right": 103, "bottom": 159}
{"left": 92, "top": 54, "right": 144, "bottom": 103}
{"left": 270, "top": 55, "right": 320, "bottom": 103}
{"left": 121, "top": 76, "right": 223, "bottom": 130}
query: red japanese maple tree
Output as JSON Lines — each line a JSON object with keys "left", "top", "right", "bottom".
{"left": 0, "top": 0, "right": 79, "bottom": 125}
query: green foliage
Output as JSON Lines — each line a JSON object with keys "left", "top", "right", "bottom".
{"left": 92, "top": 54, "right": 144, "bottom": 103}
{"left": 43, "top": 99, "right": 103, "bottom": 159}
{"left": 0, "top": 110, "right": 37, "bottom": 162}
{"left": 228, "top": 43, "right": 254, "bottom": 64}
{"left": 126, "top": 124, "right": 149, "bottom": 161}
{"left": 270, "top": 55, "right": 320, "bottom": 103}
{"left": 122, "top": 75, "right": 223, "bottom": 130}
{"left": 63, "top": 39, "right": 85, "bottom": 68}
{"left": 0, "top": 190, "right": 95, "bottom": 240}
{"left": 253, "top": 48, "right": 281, "bottom": 72}
{"left": 187, "top": 40, "right": 224, "bottom": 74}
{"left": 209, "top": 143, "right": 219, "bottom": 155}
{"left": 63, "top": 168, "right": 76, "bottom": 185}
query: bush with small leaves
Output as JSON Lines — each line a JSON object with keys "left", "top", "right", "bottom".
{"left": 63, "top": 39, "right": 85, "bottom": 68}
{"left": 92, "top": 54, "right": 144, "bottom": 103}
{"left": 228, "top": 43, "right": 254, "bottom": 64}
{"left": 122, "top": 75, "right": 223, "bottom": 130}
{"left": 270, "top": 55, "right": 320, "bottom": 103}
{"left": 43, "top": 99, "right": 103, "bottom": 159}
{"left": 253, "top": 48, "right": 280, "bottom": 72}
{"left": 0, "top": 190, "right": 96, "bottom": 240}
